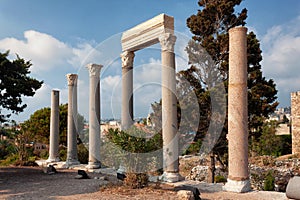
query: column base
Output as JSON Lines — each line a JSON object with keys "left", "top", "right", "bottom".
{"left": 46, "top": 157, "right": 60, "bottom": 163}
{"left": 223, "top": 178, "right": 251, "bottom": 193}
{"left": 160, "top": 172, "right": 183, "bottom": 183}
{"left": 86, "top": 162, "right": 101, "bottom": 169}
{"left": 66, "top": 159, "right": 80, "bottom": 166}
{"left": 117, "top": 165, "right": 126, "bottom": 174}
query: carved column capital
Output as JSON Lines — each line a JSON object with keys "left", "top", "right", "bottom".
{"left": 159, "top": 33, "right": 176, "bottom": 52}
{"left": 86, "top": 63, "right": 103, "bottom": 76}
{"left": 66, "top": 74, "right": 78, "bottom": 86}
{"left": 121, "top": 51, "right": 135, "bottom": 69}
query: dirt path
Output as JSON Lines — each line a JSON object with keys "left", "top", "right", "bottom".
{"left": 0, "top": 166, "right": 287, "bottom": 200}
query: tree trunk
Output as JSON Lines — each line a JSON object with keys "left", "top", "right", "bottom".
{"left": 207, "top": 152, "right": 215, "bottom": 183}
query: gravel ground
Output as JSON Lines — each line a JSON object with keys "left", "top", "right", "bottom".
{"left": 0, "top": 166, "right": 288, "bottom": 200}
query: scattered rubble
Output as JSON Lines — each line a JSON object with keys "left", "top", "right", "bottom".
{"left": 185, "top": 155, "right": 300, "bottom": 192}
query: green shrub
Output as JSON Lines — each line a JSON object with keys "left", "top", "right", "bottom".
{"left": 38, "top": 149, "right": 49, "bottom": 159}
{"left": 78, "top": 143, "right": 88, "bottom": 164}
{"left": 59, "top": 148, "right": 67, "bottom": 161}
{"left": 215, "top": 175, "right": 227, "bottom": 183}
{"left": 106, "top": 127, "right": 163, "bottom": 187}
{"left": 251, "top": 122, "right": 292, "bottom": 157}
{"left": 264, "top": 171, "right": 275, "bottom": 191}
{"left": 0, "top": 154, "right": 18, "bottom": 166}
{"left": 183, "top": 139, "right": 202, "bottom": 155}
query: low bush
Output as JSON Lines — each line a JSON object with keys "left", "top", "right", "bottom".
{"left": 263, "top": 171, "right": 275, "bottom": 191}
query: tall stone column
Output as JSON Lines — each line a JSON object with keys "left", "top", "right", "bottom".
{"left": 159, "top": 33, "right": 180, "bottom": 182}
{"left": 291, "top": 92, "right": 300, "bottom": 154}
{"left": 223, "top": 26, "right": 250, "bottom": 193}
{"left": 86, "top": 63, "right": 102, "bottom": 169}
{"left": 121, "top": 51, "right": 135, "bottom": 130}
{"left": 66, "top": 74, "right": 80, "bottom": 166}
{"left": 47, "top": 90, "right": 60, "bottom": 162}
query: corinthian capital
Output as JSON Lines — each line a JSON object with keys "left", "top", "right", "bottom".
{"left": 86, "top": 63, "right": 103, "bottom": 76}
{"left": 159, "top": 33, "right": 176, "bottom": 52}
{"left": 121, "top": 51, "right": 135, "bottom": 69}
{"left": 66, "top": 74, "right": 78, "bottom": 86}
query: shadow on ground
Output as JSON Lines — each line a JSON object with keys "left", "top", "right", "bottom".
{"left": 0, "top": 167, "right": 108, "bottom": 199}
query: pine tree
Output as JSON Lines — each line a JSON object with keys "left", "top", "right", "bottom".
{"left": 0, "top": 51, "right": 43, "bottom": 122}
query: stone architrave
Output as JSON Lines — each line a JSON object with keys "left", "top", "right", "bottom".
{"left": 121, "top": 13, "right": 174, "bottom": 52}
{"left": 86, "top": 63, "right": 103, "bottom": 169}
{"left": 47, "top": 90, "right": 60, "bottom": 162}
{"left": 121, "top": 14, "right": 180, "bottom": 182}
{"left": 223, "top": 26, "right": 251, "bottom": 193}
{"left": 121, "top": 51, "right": 134, "bottom": 130}
{"left": 159, "top": 33, "right": 181, "bottom": 182}
{"left": 291, "top": 92, "right": 300, "bottom": 154}
{"left": 66, "top": 74, "right": 80, "bottom": 166}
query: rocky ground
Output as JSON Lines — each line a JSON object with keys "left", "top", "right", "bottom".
{"left": 185, "top": 154, "right": 300, "bottom": 192}
{"left": 0, "top": 164, "right": 287, "bottom": 200}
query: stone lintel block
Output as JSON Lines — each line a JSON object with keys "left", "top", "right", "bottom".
{"left": 223, "top": 179, "right": 251, "bottom": 193}
{"left": 121, "top": 13, "right": 174, "bottom": 52}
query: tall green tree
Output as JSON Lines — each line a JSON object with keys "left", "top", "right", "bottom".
{"left": 186, "top": 0, "right": 278, "bottom": 153}
{"left": 0, "top": 51, "right": 43, "bottom": 122}
{"left": 21, "top": 104, "right": 85, "bottom": 146}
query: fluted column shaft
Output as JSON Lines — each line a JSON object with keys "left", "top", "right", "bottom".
{"left": 66, "top": 74, "right": 79, "bottom": 165}
{"left": 121, "top": 51, "right": 135, "bottom": 130}
{"left": 86, "top": 63, "right": 102, "bottom": 169}
{"left": 47, "top": 90, "right": 60, "bottom": 162}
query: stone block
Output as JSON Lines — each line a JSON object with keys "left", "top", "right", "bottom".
{"left": 286, "top": 176, "right": 300, "bottom": 200}
{"left": 177, "top": 190, "right": 195, "bottom": 200}
{"left": 121, "top": 13, "right": 174, "bottom": 52}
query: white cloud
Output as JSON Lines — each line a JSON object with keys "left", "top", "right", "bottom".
{"left": 0, "top": 30, "right": 75, "bottom": 73}
{"left": 261, "top": 16, "right": 300, "bottom": 107}
{"left": 10, "top": 83, "right": 53, "bottom": 123}
{"left": 0, "top": 29, "right": 193, "bottom": 122}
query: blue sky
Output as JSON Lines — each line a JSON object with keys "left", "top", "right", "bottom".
{"left": 1, "top": 0, "right": 300, "bottom": 123}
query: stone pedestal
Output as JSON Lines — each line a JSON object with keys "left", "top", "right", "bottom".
{"left": 121, "top": 51, "right": 135, "bottom": 130}
{"left": 86, "top": 63, "right": 102, "bottom": 169}
{"left": 223, "top": 26, "right": 250, "bottom": 193}
{"left": 66, "top": 74, "right": 80, "bottom": 166}
{"left": 47, "top": 90, "right": 60, "bottom": 162}
{"left": 159, "top": 33, "right": 180, "bottom": 182}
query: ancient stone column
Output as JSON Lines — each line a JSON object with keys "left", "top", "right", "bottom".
{"left": 86, "top": 63, "right": 102, "bottom": 169}
{"left": 159, "top": 33, "right": 180, "bottom": 182}
{"left": 121, "top": 51, "right": 135, "bottom": 130}
{"left": 47, "top": 90, "right": 60, "bottom": 162}
{"left": 291, "top": 92, "right": 300, "bottom": 154}
{"left": 223, "top": 26, "right": 250, "bottom": 193}
{"left": 66, "top": 74, "right": 79, "bottom": 166}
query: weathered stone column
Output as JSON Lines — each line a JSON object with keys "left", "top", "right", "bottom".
{"left": 86, "top": 63, "right": 102, "bottom": 169}
{"left": 47, "top": 90, "right": 60, "bottom": 162}
{"left": 224, "top": 26, "right": 250, "bottom": 192}
{"left": 66, "top": 74, "right": 79, "bottom": 166}
{"left": 159, "top": 33, "right": 180, "bottom": 182}
{"left": 291, "top": 92, "right": 300, "bottom": 154}
{"left": 121, "top": 51, "right": 135, "bottom": 130}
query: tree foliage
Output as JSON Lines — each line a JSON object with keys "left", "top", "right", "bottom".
{"left": 0, "top": 51, "right": 43, "bottom": 122}
{"left": 21, "top": 103, "right": 85, "bottom": 145}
